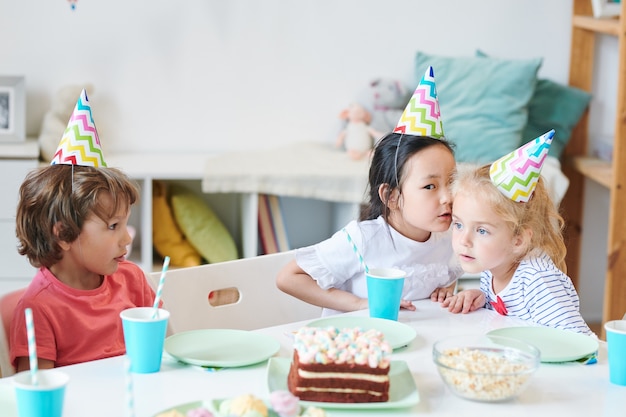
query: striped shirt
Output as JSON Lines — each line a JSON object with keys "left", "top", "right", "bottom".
{"left": 480, "top": 253, "right": 593, "bottom": 336}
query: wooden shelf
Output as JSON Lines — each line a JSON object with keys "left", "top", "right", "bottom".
{"left": 573, "top": 15, "right": 620, "bottom": 36}
{"left": 570, "top": 156, "right": 612, "bottom": 188}
{"left": 563, "top": 0, "right": 626, "bottom": 336}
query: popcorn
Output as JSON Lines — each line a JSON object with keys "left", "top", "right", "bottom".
{"left": 436, "top": 347, "right": 534, "bottom": 401}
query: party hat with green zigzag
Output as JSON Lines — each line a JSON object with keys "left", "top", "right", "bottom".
{"left": 394, "top": 66, "right": 444, "bottom": 138}
{"left": 489, "top": 129, "right": 555, "bottom": 203}
{"left": 51, "top": 88, "right": 107, "bottom": 167}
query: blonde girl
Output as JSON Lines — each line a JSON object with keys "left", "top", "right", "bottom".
{"left": 443, "top": 162, "right": 593, "bottom": 335}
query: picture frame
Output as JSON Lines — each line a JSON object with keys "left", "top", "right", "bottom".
{"left": 0, "top": 76, "right": 26, "bottom": 143}
{"left": 591, "top": 0, "right": 622, "bottom": 18}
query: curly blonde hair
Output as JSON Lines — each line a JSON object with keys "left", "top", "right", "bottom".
{"left": 451, "top": 164, "right": 567, "bottom": 272}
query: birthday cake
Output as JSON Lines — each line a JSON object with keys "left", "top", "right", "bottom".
{"left": 287, "top": 326, "right": 392, "bottom": 403}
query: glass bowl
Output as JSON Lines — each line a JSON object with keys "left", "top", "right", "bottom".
{"left": 432, "top": 334, "right": 540, "bottom": 402}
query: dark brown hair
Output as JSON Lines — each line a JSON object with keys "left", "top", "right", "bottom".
{"left": 16, "top": 164, "right": 139, "bottom": 268}
{"left": 360, "top": 132, "right": 455, "bottom": 221}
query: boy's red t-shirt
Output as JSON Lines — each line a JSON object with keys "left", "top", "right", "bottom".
{"left": 10, "top": 261, "right": 156, "bottom": 368}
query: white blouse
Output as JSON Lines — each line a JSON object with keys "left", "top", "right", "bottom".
{"left": 296, "top": 216, "right": 463, "bottom": 316}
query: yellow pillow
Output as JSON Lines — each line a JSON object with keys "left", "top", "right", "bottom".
{"left": 170, "top": 185, "right": 239, "bottom": 263}
{"left": 152, "top": 181, "right": 202, "bottom": 267}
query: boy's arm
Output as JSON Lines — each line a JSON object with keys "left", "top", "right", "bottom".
{"left": 16, "top": 356, "right": 54, "bottom": 372}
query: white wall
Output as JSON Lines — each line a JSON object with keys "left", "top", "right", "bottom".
{"left": 1, "top": 0, "right": 572, "bottom": 154}
{"left": 2, "top": 0, "right": 612, "bottom": 320}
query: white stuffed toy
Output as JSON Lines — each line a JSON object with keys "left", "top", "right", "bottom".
{"left": 39, "top": 84, "right": 93, "bottom": 162}
{"left": 335, "top": 103, "right": 383, "bottom": 160}
{"left": 367, "top": 78, "right": 411, "bottom": 134}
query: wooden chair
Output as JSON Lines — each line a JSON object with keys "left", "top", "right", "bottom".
{"left": 148, "top": 250, "right": 321, "bottom": 334}
{"left": 0, "top": 288, "right": 26, "bottom": 377}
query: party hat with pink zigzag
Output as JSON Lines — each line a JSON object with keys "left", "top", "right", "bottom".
{"left": 489, "top": 129, "right": 555, "bottom": 203}
{"left": 51, "top": 88, "right": 107, "bottom": 167}
{"left": 394, "top": 66, "right": 444, "bottom": 138}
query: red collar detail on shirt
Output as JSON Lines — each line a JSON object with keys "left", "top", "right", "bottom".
{"left": 490, "top": 295, "right": 508, "bottom": 315}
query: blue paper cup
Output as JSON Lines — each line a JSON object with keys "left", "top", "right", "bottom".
{"left": 605, "top": 320, "right": 626, "bottom": 386}
{"left": 366, "top": 268, "right": 406, "bottom": 321}
{"left": 120, "top": 307, "right": 170, "bottom": 373}
{"left": 13, "top": 369, "right": 69, "bottom": 417}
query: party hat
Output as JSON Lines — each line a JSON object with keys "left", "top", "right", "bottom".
{"left": 394, "top": 66, "right": 444, "bottom": 138}
{"left": 489, "top": 129, "right": 555, "bottom": 203}
{"left": 51, "top": 89, "right": 107, "bottom": 167}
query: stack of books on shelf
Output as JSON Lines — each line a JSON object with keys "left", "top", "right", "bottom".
{"left": 258, "top": 194, "right": 290, "bottom": 254}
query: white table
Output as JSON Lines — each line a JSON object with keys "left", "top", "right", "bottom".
{"left": 0, "top": 300, "right": 621, "bottom": 417}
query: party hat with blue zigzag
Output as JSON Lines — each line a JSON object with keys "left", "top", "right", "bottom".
{"left": 394, "top": 66, "right": 444, "bottom": 138}
{"left": 489, "top": 129, "right": 555, "bottom": 203}
{"left": 51, "top": 88, "right": 107, "bottom": 167}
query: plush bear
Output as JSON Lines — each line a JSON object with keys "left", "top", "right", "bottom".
{"left": 38, "top": 84, "right": 93, "bottom": 162}
{"left": 367, "top": 78, "right": 411, "bottom": 134}
{"left": 335, "top": 103, "right": 382, "bottom": 160}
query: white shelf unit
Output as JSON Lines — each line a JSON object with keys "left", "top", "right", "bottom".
{"left": 107, "top": 152, "right": 360, "bottom": 272}
{"left": 0, "top": 140, "right": 39, "bottom": 296}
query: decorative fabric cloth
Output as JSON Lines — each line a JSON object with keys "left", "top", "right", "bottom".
{"left": 51, "top": 88, "right": 107, "bottom": 167}
{"left": 489, "top": 129, "right": 555, "bottom": 202}
{"left": 393, "top": 65, "right": 444, "bottom": 138}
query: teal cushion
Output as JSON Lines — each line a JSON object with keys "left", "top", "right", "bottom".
{"left": 476, "top": 50, "right": 592, "bottom": 159}
{"left": 415, "top": 51, "right": 542, "bottom": 163}
{"left": 170, "top": 186, "right": 238, "bottom": 264}
{"left": 522, "top": 79, "right": 591, "bottom": 159}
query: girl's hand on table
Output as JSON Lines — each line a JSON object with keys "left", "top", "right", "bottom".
{"left": 430, "top": 282, "right": 456, "bottom": 303}
{"left": 442, "top": 289, "right": 485, "bottom": 314}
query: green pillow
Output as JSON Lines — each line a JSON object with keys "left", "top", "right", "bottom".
{"left": 522, "top": 79, "right": 591, "bottom": 159}
{"left": 170, "top": 186, "right": 238, "bottom": 264}
{"left": 477, "top": 50, "right": 592, "bottom": 159}
{"left": 415, "top": 51, "right": 542, "bottom": 163}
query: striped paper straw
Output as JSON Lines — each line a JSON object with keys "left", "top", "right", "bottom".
{"left": 24, "top": 308, "right": 38, "bottom": 385}
{"left": 342, "top": 228, "right": 369, "bottom": 274}
{"left": 125, "top": 357, "right": 135, "bottom": 417}
{"left": 152, "top": 256, "right": 170, "bottom": 318}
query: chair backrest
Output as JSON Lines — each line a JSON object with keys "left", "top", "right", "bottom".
{"left": 148, "top": 251, "right": 321, "bottom": 333}
{"left": 0, "top": 288, "right": 26, "bottom": 378}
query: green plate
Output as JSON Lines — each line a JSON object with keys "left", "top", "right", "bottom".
{"left": 267, "top": 357, "right": 420, "bottom": 410}
{"left": 153, "top": 398, "right": 306, "bottom": 417}
{"left": 305, "top": 316, "right": 416, "bottom": 350}
{"left": 487, "top": 326, "right": 599, "bottom": 363}
{"left": 164, "top": 329, "right": 280, "bottom": 367}
{"left": 152, "top": 400, "right": 214, "bottom": 417}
